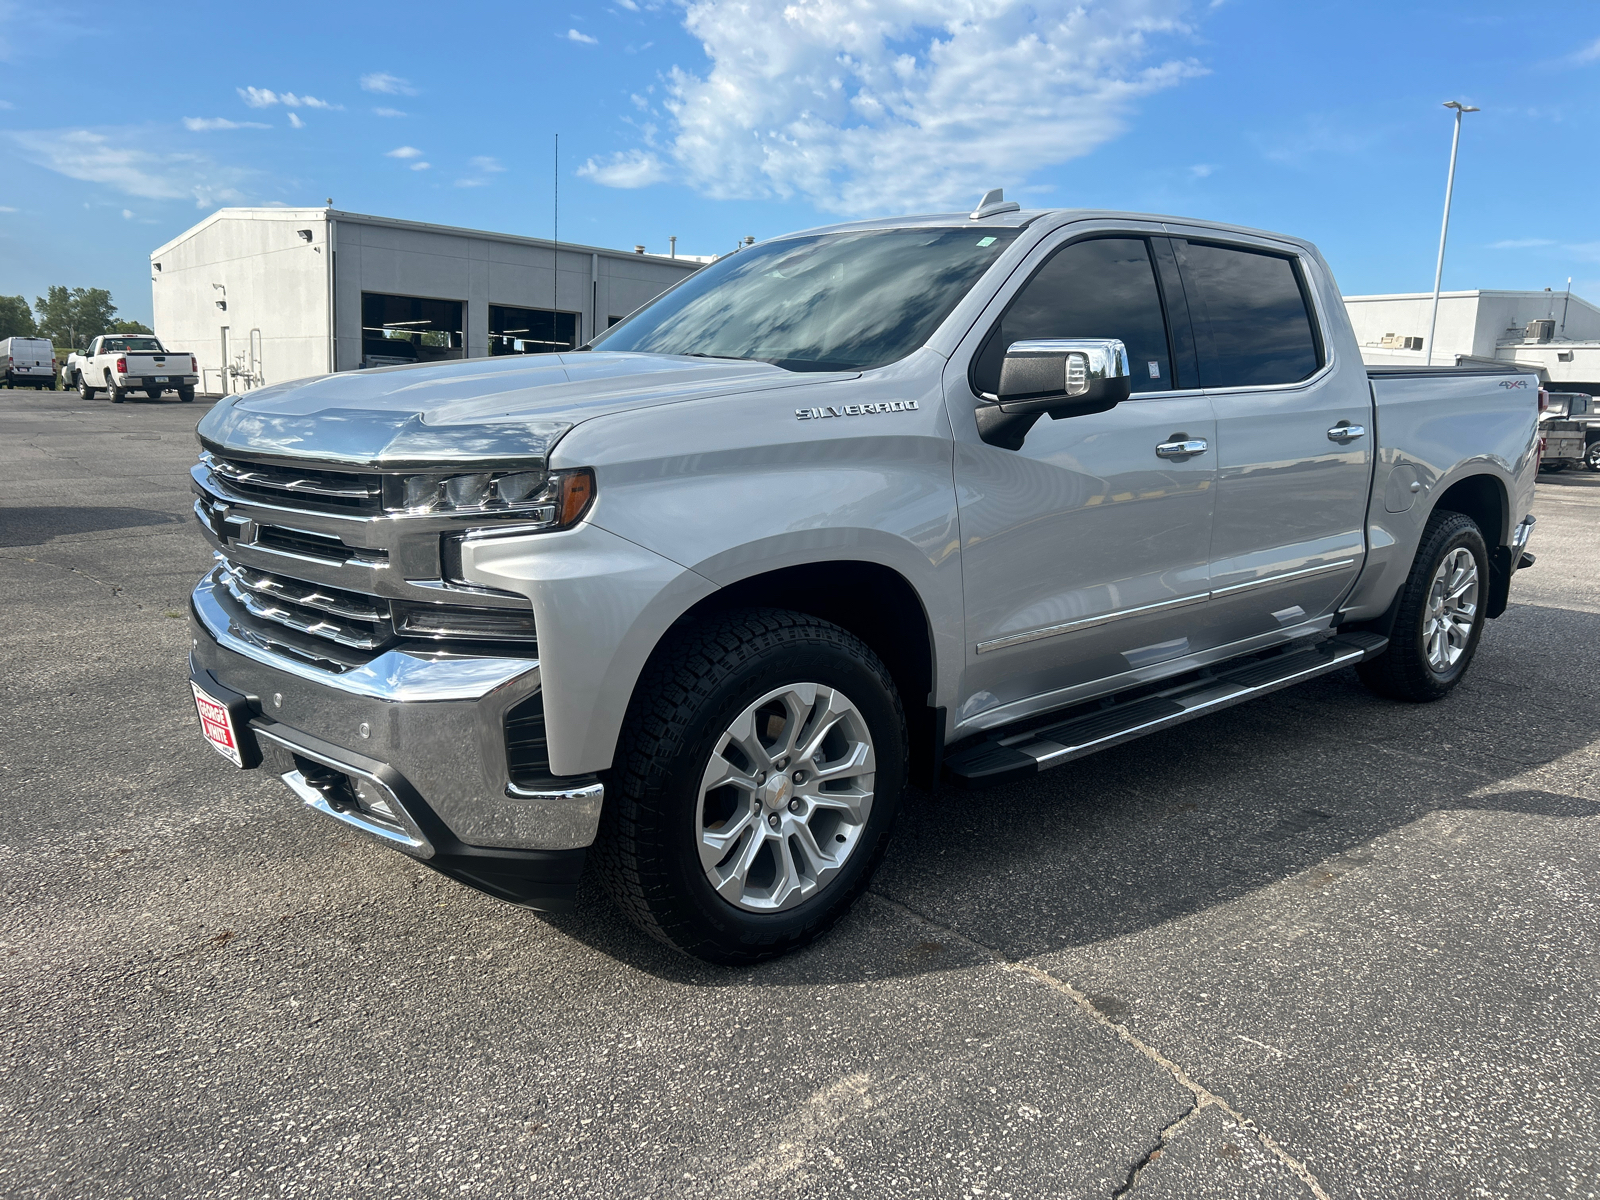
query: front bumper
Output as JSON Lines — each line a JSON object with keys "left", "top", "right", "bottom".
{"left": 189, "top": 571, "right": 604, "bottom": 907}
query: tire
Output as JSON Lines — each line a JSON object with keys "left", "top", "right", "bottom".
{"left": 147, "top": 386, "right": 164, "bottom": 399}
{"left": 595, "top": 609, "right": 907, "bottom": 965}
{"left": 178, "top": 386, "right": 195, "bottom": 403}
{"left": 107, "top": 375, "right": 126, "bottom": 404}
{"left": 1586, "top": 440, "right": 1600, "bottom": 472}
{"left": 76, "top": 372, "right": 97, "bottom": 401}
{"left": 1357, "top": 510, "right": 1489, "bottom": 703}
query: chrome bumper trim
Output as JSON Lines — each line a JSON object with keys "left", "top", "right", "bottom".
{"left": 269, "top": 733, "right": 435, "bottom": 859}
{"left": 1511, "top": 515, "right": 1535, "bottom": 549}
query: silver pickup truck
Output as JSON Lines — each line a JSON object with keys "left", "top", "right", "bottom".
{"left": 187, "top": 196, "right": 1539, "bottom": 963}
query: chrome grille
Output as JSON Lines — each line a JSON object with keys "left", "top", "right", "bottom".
{"left": 219, "top": 560, "right": 392, "bottom": 650}
{"left": 206, "top": 453, "right": 382, "bottom": 514}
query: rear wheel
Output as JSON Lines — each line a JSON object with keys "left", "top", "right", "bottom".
{"left": 595, "top": 609, "right": 906, "bottom": 964}
{"left": 107, "top": 374, "right": 126, "bottom": 404}
{"left": 178, "top": 386, "right": 195, "bottom": 403}
{"left": 1587, "top": 440, "right": 1600, "bottom": 472}
{"left": 1357, "top": 510, "right": 1489, "bottom": 703}
{"left": 76, "top": 372, "right": 97, "bottom": 400}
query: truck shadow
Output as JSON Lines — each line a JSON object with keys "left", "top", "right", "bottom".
{"left": 549, "top": 601, "right": 1599, "bottom": 985}
{"left": 0, "top": 506, "right": 185, "bottom": 548}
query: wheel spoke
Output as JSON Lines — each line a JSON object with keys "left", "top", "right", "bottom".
{"left": 724, "top": 708, "right": 774, "bottom": 775}
{"left": 791, "top": 820, "right": 841, "bottom": 872}
{"left": 713, "top": 825, "right": 769, "bottom": 901}
{"left": 700, "top": 746, "right": 761, "bottom": 795}
{"left": 802, "top": 783, "right": 871, "bottom": 823}
{"left": 809, "top": 737, "right": 874, "bottom": 783}
{"left": 769, "top": 834, "right": 806, "bottom": 909}
{"left": 773, "top": 684, "right": 819, "bottom": 760}
{"left": 699, "top": 808, "right": 757, "bottom": 870}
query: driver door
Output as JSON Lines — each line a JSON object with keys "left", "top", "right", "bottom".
{"left": 950, "top": 231, "right": 1219, "bottom": 731}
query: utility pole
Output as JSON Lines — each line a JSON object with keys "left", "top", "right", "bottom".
{"left": 1425, "top": 101, "right": 1479, "bottom": 366}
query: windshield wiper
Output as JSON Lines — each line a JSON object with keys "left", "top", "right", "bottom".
{"left": 684, "top": 352, "right": 752, "bottom": 362}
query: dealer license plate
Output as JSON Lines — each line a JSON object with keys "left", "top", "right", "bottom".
{"left": 192, "top": 680, "right": 244, "bottom": 766}
{"left": 154, "top": 376, "right": 168, "bottom": 383}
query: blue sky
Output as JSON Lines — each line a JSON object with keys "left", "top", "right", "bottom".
{"left": 2, "top": 0, "right": 1598, "bottom": 327}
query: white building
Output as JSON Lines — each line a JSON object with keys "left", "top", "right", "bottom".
{"left": 1344, "top": 289, "right": 1600, "bottom": 394}
{"left": 150, "top": 207, "right": 703, "bottom": 396}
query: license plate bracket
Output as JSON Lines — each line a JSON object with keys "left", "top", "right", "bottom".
{"left": 191, "top": 672, "right": 262, "bottom": 769}
{"left": 154, "top": 376, "right": 168, "bottom": 383}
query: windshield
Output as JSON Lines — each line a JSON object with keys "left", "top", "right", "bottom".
{"left": 102, "top": 337, "right": 163, "bottom": 353}
{"left": 592, "top": 227, "right": 1020, "bottom": 372}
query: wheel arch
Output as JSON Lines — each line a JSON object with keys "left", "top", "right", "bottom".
{"left": 660, "top": 560, "right": 944, "bottom": 789}
{"left": 1428, "top": 471, "right": 1509, "bottom": 546}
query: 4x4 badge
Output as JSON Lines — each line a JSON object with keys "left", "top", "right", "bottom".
{"left": 796, "top": 400, "right": 918, "bottom": 420}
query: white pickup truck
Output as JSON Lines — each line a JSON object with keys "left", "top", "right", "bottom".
{"left": 68, "top": 334, "right": 198, "bottom": 403}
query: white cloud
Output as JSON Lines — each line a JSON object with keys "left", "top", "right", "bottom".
{"left": 580, "top": 148, "right": 668, "bottom": 189}
{"left": 1568, "top": 36, "right": 1600, "bottom": 65}
{"left": 288, "top": 112, "right": 305, "bottom": 129}
{"left": 579, "top": 0, "right": 1204, "bottom": 214}
{"left": 386, "top": 145, "right": 424, "bottom": 159}
{"left": 361, "top": 72, "right": 417, "bottom": 95}
{"left": 122, "top": 208, "right": 134, "bottom": 219}
{"left": 1188, "top": 163, "right": 1214, "bottom": 179}
{"left": 183, "top": 117, "right": 270, "bottom": 131}
{"left": 566, "top": 28, "right": 598, "bottom": 44}
{"left": 374, "top": 107, "right": 406, "bottom": 117}
{"left": 455, "top": 156, "right": 507, "bottom": 187}
{"left": 238, "top": 86, "right": 338, "bottom": 110}
{"left": 1491, "top": 239, "right": 1556, "bottom": 250}
{"left": 0, "top": 205, "right": 17, "bottom": 212}
{"left": 410, "top": 161, "right": 431, "bottom": 171}
{"left": 617, "top": 0, "right": 639, "bottom": 9}
{"left": 0, "top": 100, "right": 15, "bottom": 110}
{"left": 6, "top": 127, "right": 253, "bottom": 207}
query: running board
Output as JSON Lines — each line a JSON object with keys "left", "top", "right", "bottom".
{"left": 945, "top": 631, "right": 1389, "bottom": 788}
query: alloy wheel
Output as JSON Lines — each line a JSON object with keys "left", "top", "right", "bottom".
{"left": 1423, "top": 546, "right": 1478, "bottom": 673}
{"left": 695, "top": 682, "right": 876, "bottom": 913}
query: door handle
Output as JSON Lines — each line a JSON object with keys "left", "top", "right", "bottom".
{"left": 1155, "top": 437, "right": 1208, "bottom": 459}
{"left": 1327, "top": 423, "right": 1366, "bottom": 443}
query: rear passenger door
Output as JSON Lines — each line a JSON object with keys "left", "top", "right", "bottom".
{"left": 1170, "top": 237, "right": 1371, "bottom": 643}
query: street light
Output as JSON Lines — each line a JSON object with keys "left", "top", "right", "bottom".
{"left": 1425, "top": 100, "right": 1480, "bottom": 366}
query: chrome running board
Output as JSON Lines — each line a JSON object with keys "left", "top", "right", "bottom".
{"left": 944, "top": 632, "right": 1388, "bottom": 788}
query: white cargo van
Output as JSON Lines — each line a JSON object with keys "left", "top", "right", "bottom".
{"left": 1, "top": 337, "right": 56, "bottom": 389}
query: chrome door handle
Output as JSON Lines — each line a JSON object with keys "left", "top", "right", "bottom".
{"left": 1327, "top": 423, "right": 1366, "bottom": 443}
{"left": 1155, "top": 438, "right": 1208, "bottom": 459}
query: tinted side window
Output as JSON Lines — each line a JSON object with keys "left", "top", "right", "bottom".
{"left": 972, "top": 237, "right": 1173, "bottom": 396}
{"left": 1176, "top": 242, "right": 1321, "bottom": 388}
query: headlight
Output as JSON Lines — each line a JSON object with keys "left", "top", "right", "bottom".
{"left": 386, "top": 466, "right": 595, "bottom": 524}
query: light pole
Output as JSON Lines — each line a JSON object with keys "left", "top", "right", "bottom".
{"left": 1425, "top": 100, "right": 1479, "bottom": 366}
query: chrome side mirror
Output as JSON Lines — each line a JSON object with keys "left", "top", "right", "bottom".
{"left": 976, "top": 338, "right": 1132, "bottom": 450}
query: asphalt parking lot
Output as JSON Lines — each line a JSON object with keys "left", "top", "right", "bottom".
{"left": 2, "top": 387, "right": 1597, "bottom": 1200}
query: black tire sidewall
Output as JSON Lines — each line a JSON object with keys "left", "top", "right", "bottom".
{"left": 1404, "top": 518, "right": 1489, "bottom": 694}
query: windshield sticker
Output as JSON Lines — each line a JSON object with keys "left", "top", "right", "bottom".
{"left": 797, "top": 400, "right": 919, "bottom": 421}
{"left": 976, "top": 237, "right": 997, "bottom": 247}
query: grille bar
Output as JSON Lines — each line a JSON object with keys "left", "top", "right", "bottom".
{"left": 205, "top": 453, "right": 382, "bottom": 513}
{"left": 219, "top": 566, "right": 391, "bottom": 650}
{"left": 224, "top": 561, "right": 387, "bottom": 622}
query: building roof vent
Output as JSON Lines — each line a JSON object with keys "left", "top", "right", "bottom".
{"left": 634, "top": 244, "right": 646, "bottom": 255}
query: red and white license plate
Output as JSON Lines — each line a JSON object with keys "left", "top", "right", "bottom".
{"left": 192, "top": 681, "right": 244, "bottom": 767}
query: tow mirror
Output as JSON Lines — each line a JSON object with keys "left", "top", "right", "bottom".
{"left": 975, "top": 338, "right": 1132, "bottom": 450}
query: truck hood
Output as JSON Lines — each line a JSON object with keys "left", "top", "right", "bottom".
{"left": 196, "top": 351, "right": 855, "bottom": 468}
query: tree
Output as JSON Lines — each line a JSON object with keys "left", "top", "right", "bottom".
{"left": 107, "top": 318, "right": 154, "bottom": 335}
{"left": 0, "top": 295, "right": 36, "bottom": 339}
{"left": 33, "top": 286, "right": 120, "bottom": 348}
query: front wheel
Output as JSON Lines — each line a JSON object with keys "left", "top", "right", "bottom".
{"left": 1586, "top": 440, "right": 1600, "bottom": 472}
{"left": 1357, "top": 510, "right": 1489, "bottom": 702}
{"left": 595, "top": 610, "right": 907, "bottom": 965}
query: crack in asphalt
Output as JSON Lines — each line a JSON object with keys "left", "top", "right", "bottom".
{"left": 866, "top": 889, "right": 1331, "bottom": 1200}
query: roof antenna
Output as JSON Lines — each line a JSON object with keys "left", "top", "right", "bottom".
{"left": 970, "top": 187, "right": 1020, "bottom": 220}
{"left": 552, "top": 134, "right": 559, "bottom": 319}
